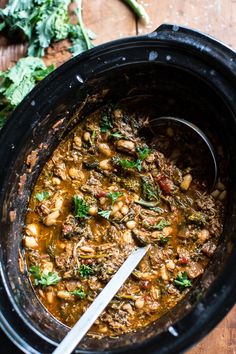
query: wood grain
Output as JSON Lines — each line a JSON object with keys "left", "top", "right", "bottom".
{"left": 137, "top": 0, "right": 236, "bottom": 48}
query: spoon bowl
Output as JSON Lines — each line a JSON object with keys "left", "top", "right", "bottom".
{"left": 149, "top": 116, "right": 218, "bottom": 191}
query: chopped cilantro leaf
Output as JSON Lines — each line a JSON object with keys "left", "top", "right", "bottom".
{"left": 174, "top": 271, "right": 192, "bottom": 291}
{"left": 73, "top": 196, "right": 89, "bottom": 219}
{"left": 35, "top": 191, "right": 49, "bottom": 202}
{"left": 70, "top": 287, "right": 86, "bottom": 299}
{"left": 111, "top": 132, "right": 124, "bottom": 139}
{"left": 30, "top": 265, "right": 61, "bottom": 287}
{"left": 136, "top": 146, "right": 151, "bottom": 161}
{"left": 79, "top": 264, "right": 94, "bottom": 278}
{"left": 155, "top": 218, "right": 170, "bottom": 231}
{"left": 107, "top": 192, "right": 123, "bottom": 206}
{"left": 98, "top": 209, "right": 111, "bottom": 220}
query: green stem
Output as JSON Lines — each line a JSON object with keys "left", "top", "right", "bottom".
{"left": 124, "top": 0, "right": 149, "bottom": 23}
{"left": 74, "top": 0, "right": 93, "bottom": 50}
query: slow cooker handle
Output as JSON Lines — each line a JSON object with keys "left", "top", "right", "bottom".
{"left": 151, "top": 23, "right": 236, "bottom": 69}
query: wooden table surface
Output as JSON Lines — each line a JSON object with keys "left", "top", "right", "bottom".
{"left": 0, "top": 1, "right": 235, "bottom": 353}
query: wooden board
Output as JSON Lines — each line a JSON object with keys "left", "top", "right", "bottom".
{"left": 137, "top": 0, "right": 236, "bottom": 48}
{"left": 0, "top": 1, "right": 235, "bottom": 353}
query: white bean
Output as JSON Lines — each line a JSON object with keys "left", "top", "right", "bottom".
{"left": 55, "top": 197, "right": 63, "bottom": 210}
{"left": 98, "top": 143, "right": 112, "bottom": 157}
{"left": 42, "top": 261, "right": 54, "bottom": 272}
{"left": 74, "top": 136, "right": 82, "bottom": 147}
{"left": 83, "top": 132, "right": 91, "bottom": 142}
{"left": 211, "top": 189, "right": 220, "bottom": 199}
{"left": 88, "top": 206, "right": 98, "bottom": 216}
{"left": 116, "top": 140, "right": 135, "bottom": 153}
{"left": 57, "top": 291, "right": 73, "bottom": 301}
{"left": 180, "top": 174, "right": 192, "bottom": 191}
{"left": 216, "top": 181, "right": 225, "bottom": 191}
{"left": 218, "top": 190, "right": 227, "bottom": 201}
{"left": 24, "top": 236, "right": 38, "bottom": 249}
{"left": 52, "top": 177, "right": 61, "bottom": 185}
{"left": 99, "top": 159, "right": 111, "bottom": 170}
{"left": 160, "top": 266, "right": 169, "bottom": 281}
{"left": 121, "top": 205, "right": 129, "bottom": 215}
{"left": 126, "top": 220, "right": 136, "bottom": 229}
{"left": 25, "top": 223, "right": 39, "bottom": 237}
{"left": 166, "top": 260, "right": 175, "bottom": 271}
{"left": 135, "top": 298, "right": 144, "bottom": 309}
{"left": 198, "top": 229, "right": 210, "bottom": 242}
{"left": 163, "top": 226, "right": 173, "bottom": 236}
{"left": 44, "top": 210, "right": 60, "bottom": 226}
{"left": 46, "top": 292, "right": 54, "bottom": 304}
{"left": 80, "top": 246, "right": 95, "bottom": 253}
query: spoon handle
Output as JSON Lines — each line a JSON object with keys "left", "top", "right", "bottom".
{"left": 52, "top": 245, "right": 149, "bottom": 354}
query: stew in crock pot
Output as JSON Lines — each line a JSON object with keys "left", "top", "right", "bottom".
{"left": 23, "top": 104, "right": 225, "bottom": 336}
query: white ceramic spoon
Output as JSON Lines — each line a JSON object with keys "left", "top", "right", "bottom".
{"left": 52, "top": 245, "right": 150, "bottom": 354}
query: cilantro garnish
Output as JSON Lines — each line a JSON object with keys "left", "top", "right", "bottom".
{"left": 174, "top": 271, "right": 192, "bottom": 291}
{"left": 70, "top": 287, "right": 86, "bottom": 299}
{"left": 98, "top": 209, "right": 111, "bottom": 220}
{"left": 79, "top": 264, "right": 94, "bottom": 278}
{"left": 111, "top": 132, "right": 124, "bottom": 139}
{"left": 155, "top": 219, "right": 170, "bottom": 231}
{"left": 136, "top": 146, "right": 151, "bottom": 161}
{"left": 118, "top": 159, "right": 142, "bottom": 172}
{"left": 30, "top": 265, "right": 61, "bottom": 287}
{"left": 35, "top": 191, "right": 49, "bottom": 202}
{"left": 107, "top": 192, "right": 123, "bottom": 206}
{"left": 73, "top": 196, "right": 89, "bottom": 219}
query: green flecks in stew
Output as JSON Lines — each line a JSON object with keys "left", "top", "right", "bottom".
{"left": 23, "top": 105, "right": 225, "bottom": 337}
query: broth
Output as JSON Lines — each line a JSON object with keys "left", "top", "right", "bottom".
{"left": 24, "top": 104, "right": 224, "bottom": 336}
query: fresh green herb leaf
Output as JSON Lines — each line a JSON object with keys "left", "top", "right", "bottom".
{"left": 30, "top": 265, "right": 61, "bottom": 287}
{"left": 0, "top": 0, "right": 94, "bottom": 58}
{"left": 174, "top": 271, "right": 192, "bottom": 291}
{"left": 119, "top": 159, "right": 137, "bottom": 169}
{"left": 73, "top": 196, "right": 89, "bottom": 218}
{"left": 136, "top": 146, "right": 151, "bottom": 161}
{"left": 0, "top": 57, "right": 54, "bottom": 127}
{"left": 100, "top": 114, "right": 113, "bottom": 132}
{"left": 141, "top": 177, "right": 160, "bottom": 203}
{"left": 157, "top": 234, "right": 169, "bottom": 245}
{"left": 107, "top": 192, "right": 123, "bottom": 206}
{"left": 118, "top": 158, "right": 142, "bottom": 172}
{"left": 110, "top": 132, "right": 124, "bottom": 139}
{"left": 70, "top": 287, "right": 86, "bottom": 299}
{"left": 79, "top": 264, "right": 94, "bottom": 278}
{"left": 188, "top": 212, "right": 207, "bottom": 226}
{"left": 155, "top": 218, "right": 170, "bottom": 231}
{"left": 29, "top": 265, "right": 41, "bottom": 280}
{"left": 98, "top": 209, "right": 111, "bottom": 220}
{"left": 35, "top": 191, "right": 49, "bottom": 202}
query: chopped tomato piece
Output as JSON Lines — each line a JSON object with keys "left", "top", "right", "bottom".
{"left": 157, "top": 175, "right": 173, "bottom": 194}
{"left": 179, "top": 257, "right": 189, "bottom": 265}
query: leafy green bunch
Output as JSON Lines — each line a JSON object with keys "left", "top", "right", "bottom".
{"left": 0, "top": 0, "right": 94, "bottom": 57}
{"left": 0, "top": 57, "right": 54, "bottom": 127}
